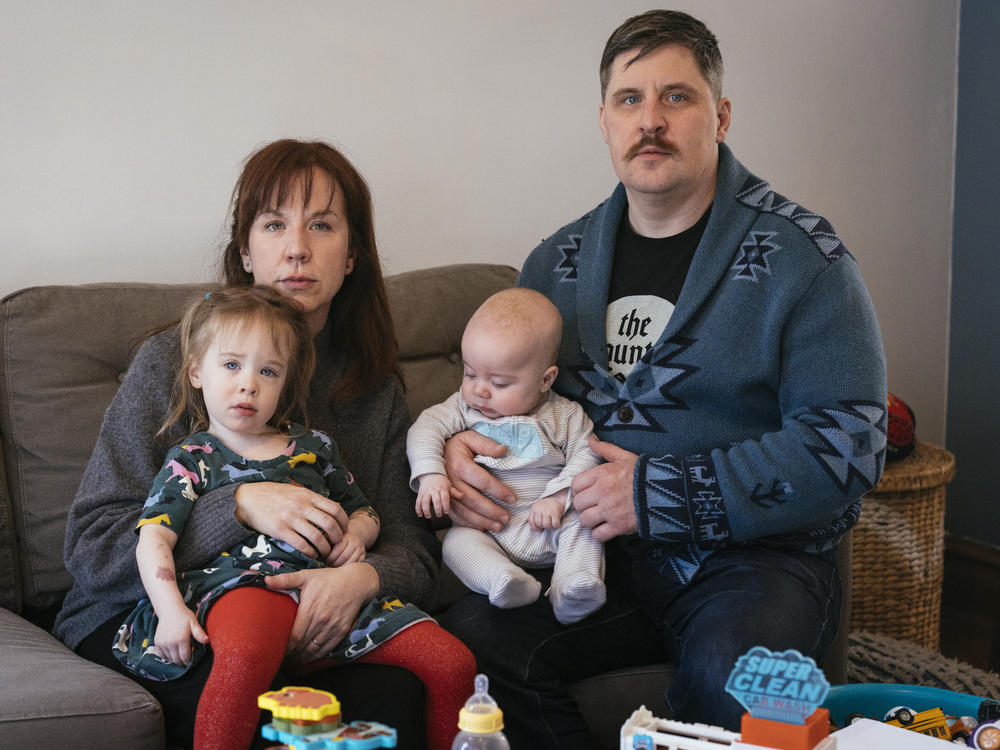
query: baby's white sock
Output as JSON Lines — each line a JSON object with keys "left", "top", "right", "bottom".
{"left": 489, "top": 569, "right": 542, "bottom": 609}
{"left": 549, "top": 574, "right": 606, "bottom": 624}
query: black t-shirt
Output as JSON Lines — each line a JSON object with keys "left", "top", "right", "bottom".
{"left": 605, "top": 207, "right": 711, "bottom": 382}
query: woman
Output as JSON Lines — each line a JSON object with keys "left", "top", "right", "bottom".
{"left": 55, "top": 139, "right": 446, "bottom": 749}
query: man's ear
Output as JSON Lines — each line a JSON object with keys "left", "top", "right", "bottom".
{"left": 541, "top": 365, "right": 558, "bottom": 392}
{"left": 716, "top": 97, "right": 732, "bottom": 143}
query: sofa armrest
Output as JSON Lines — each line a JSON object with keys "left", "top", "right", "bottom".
{"left": 0, "top": 608, "right": 164, "bottom": 749}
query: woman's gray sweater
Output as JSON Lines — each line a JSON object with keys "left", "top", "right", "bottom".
{"left": 55, "top": 325, "right": 440, "bottom": 650}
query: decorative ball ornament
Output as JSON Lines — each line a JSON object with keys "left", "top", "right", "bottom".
{"left": 886, "top": 392, "right": 916, "bottom": 462}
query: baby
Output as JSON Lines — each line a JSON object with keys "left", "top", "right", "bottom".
{"left": 407, "top": 287, "right": 605, "bottom": 624}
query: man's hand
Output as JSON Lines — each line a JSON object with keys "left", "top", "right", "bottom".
{"left": 571, "top": 435, "right": 639, "bottom": 542}
{"left": 234, "top": 482, "right": 349, "bottom": 560}
{"left": 443, "top": 430, "right": 516, "bottom": 532}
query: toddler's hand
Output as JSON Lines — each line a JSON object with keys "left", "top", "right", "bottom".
{"left": 415, "top": 473, "right": 459, "bottom": 518}
{"left": 529, "top": 494, "right": 566, "bottom": 531}
{"left": 327, "top": 531, "right": 367, "bottom": 567}
{"left": 152, "top": 608, "right": 209, "bottom": 666}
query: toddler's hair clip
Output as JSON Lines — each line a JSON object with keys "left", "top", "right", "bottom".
{"left": 205, "top": 291, "right": 212, "bottom": 300}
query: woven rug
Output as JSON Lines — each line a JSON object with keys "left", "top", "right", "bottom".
{"left": 848, "top": 630, "right": 1000, "bottom": 698}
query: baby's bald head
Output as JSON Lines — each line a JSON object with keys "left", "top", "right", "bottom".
{"left": 465, "top": 287, "right": 563, "bottom": 368}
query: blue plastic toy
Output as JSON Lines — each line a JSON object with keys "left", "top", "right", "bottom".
{"left": 258, "top": 686, "right": 397, "bottom": 749}
{"left": 822, "top": 683, "right": 985, "bottom": 729}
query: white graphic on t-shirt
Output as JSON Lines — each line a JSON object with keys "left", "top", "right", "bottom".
{"left": 605, "top": 295, "right": 673, "bottom": 381}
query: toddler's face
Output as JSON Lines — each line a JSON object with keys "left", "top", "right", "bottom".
{"left": 189, "top": 320, "right": 289, "bottom": 441}
{"left": 460, "top": 326, "right": 555, "bottom": 419}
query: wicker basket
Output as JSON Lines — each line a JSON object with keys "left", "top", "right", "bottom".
{"left": 850, "top": 442, "right": 956, "bottom": 650}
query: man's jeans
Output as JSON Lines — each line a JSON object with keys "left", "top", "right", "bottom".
{"left": 440, "top": 539, "right": 841, "bottom": 750}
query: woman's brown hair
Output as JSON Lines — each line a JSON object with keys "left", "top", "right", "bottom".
{"left": 158, "top": 286, "right": 316, "bottom": 437}
{"left": 220, "top": 139, "right": 402, "bottom": 402}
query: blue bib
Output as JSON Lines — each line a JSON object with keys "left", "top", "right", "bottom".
{"left": 473, "top": 421, "right": 544, "bottom": 461}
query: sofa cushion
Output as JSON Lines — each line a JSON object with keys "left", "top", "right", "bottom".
{"left": 386, "top": 263, "right": 518, "bottom": 418}
{"left": 0, "top": 283, "right": 210, "bottom": 609}
{"left": 0, "top": 607, "right": 164, "bottom": 748}
{"left": 0, "top": 266, "right": 518, "bottom": 611}
{"left": 390, "top": 263, "right": 518, "bottom": 419}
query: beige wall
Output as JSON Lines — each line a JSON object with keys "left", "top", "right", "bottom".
{"left": 1, "top": 0, "right": 958, "bottom": 444}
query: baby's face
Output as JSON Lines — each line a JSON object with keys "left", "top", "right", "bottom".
{"left": 460, "top": 327, "right": 555, "bottom": 419}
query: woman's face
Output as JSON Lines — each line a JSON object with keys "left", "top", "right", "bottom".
{"left": 241, "top": 168, "right": 353, "bottom": 334}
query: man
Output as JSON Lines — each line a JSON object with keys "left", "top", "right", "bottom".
{"left": 440, "top": 10, "right": 886, "bottom": 747}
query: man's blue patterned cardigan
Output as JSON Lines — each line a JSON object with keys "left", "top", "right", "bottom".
{"left": 519, "top": 143, "right": 887, "bottom": 583}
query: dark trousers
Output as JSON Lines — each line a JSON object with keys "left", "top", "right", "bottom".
{"left": 76, "top": 610, "right": 427, "bottom": 750}
{"left": 440, "top": 541, "right": 840, "bottom": 749}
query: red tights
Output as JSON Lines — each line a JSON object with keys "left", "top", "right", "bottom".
{"left": 193, "top": 587, "right": 475, "bottom": 750}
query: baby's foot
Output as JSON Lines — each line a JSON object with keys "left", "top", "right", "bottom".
{"left": 489, "top": 570, "right": 542, "bottom": 609}
{"left": 549, "top": 575, "right": 606, "bottom": 624}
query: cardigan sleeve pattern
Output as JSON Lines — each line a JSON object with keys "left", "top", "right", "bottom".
{"left": 636, "top": 453, "right": 733, "bottom": 549}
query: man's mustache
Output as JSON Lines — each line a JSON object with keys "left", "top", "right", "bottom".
{"left": 626, "top": 134, "right": 673, "bottom": 160}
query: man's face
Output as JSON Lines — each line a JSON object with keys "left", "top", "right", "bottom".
{"left": 599, "top": 43, "right": 731, "bottom": 203}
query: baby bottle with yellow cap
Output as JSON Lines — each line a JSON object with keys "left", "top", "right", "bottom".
{"left": 452, "top": 673, "right": 510, "bottom": 749}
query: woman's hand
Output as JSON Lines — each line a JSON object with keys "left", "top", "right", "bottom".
{"left": 267, "top": 562, "right": 379, "bottom": 663}
{"left": 443, "top": 430, "right": 516, "bottom": 532}
{"left": 234, "top": 481, "right": 348, "bottom": 560}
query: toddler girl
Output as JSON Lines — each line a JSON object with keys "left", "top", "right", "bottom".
{"left": 114, "top": 286, "right": 473, "bottom": 750}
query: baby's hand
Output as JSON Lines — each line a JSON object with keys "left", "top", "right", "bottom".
{"left": 529, "top": 493, "right": 566, "bottom": 531}
{"left": 152, "top": 607, "right": 209, "bottom": 666}
{"left": 415, "top": 473, "right": 457, "bottom": 518}
{"left": 327, "top": 530, "right": 367, "bottom": 567}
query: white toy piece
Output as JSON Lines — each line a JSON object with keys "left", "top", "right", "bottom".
{"left": 619, "top": 706, "right": 837, "bottom": 750}
{"left": 832, "top": 718, "right": 960, "bottom": 748}
{"left": 620, "top": 707, "right": 956, "bottom": 750}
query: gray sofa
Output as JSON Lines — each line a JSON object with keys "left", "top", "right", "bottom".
{"left": 0, "top": 263, "right": 850, "bottom": 748}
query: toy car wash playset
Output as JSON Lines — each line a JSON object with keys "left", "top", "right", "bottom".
{"left": 619, "top": 646, "right": 1000, "bottom": 750}
{"left": 252, "top": 648, "right": 1000, "bottom": 750}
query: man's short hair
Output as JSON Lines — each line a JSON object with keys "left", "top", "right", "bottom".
{"left": 600, "top": 10, "right": 724, "bottom": 101}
